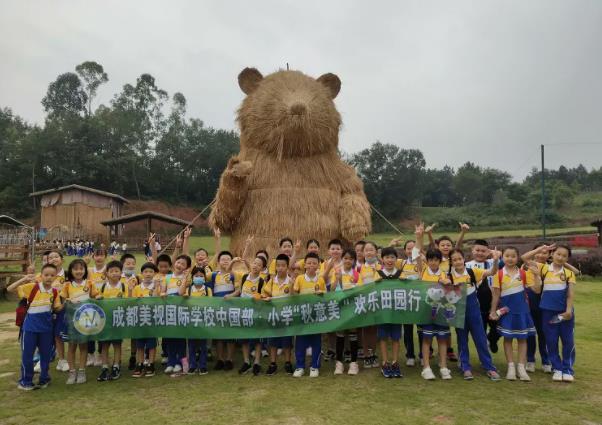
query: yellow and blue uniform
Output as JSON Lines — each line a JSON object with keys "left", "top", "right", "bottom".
{"left": 19, "top": 282, "right": 62, "bottom": 388}
{"left": 34, "top": 269, "right": 67, "bottom": 340}
{"left": 540, "top": 264, "right": 576, "bottom": 376}
{"left": 262, "top": 275, "right": 294, "bottom": 349}
{"left": 132, "top": 282, "right": 159, "bottom": 350}
{"left": 293, "top": 273, "right": 326, "bottom": 370}
{"left": 419, "top": 267, "right": 451, "bottom": 338}
{"left": 450, "top": 267, "right": 497, "bottom": 373}
{"left": 493, "top": 267, "right": 536, "bottom": 339}
{"left": 208, "top": 271, "right": 243, "bottom": 297}
{"left": 336, "top": 268, "right": 363, "bottom": 291}
{"left": 165, "top": 273, "right": 190, "bottom": 296}
{"left": 89, "top": 266, "right": 106, "bottom": 293}
{"left": 99, "top": 281, "right": 128, "bottom": 298}
{"left": 359, "top": 260, "right": 381, "bottom": 284}
{"left": 61, "top": 280, "right": 97, "bottom": 303}
{"left": 187, "top": 282, "right": 211, "bottom": 371}
{"left": 376, "top": 268, "right": 403, "bottom": 341}
{"left": 397, "top": 258, "right": 420, "bottom": 280}
{"left": 240, "top": 274, "right": 263, "bottom": 299}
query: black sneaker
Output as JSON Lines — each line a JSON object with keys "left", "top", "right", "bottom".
{"left": 224, "top": 360, "right": 234, "bottom": 371}
{"left": 199, "top": 368, "right": 208, "bottom": 375}
{"left": 266, "top": 362, "right": 278, "bottom": 376}
{"left": 145, "top": 363, "right": 155, "bottom": 377}
{"left": 188, "top": 367, "right": 197, "bottom": 375}
{"left": 252, "top": 363, "right": 261, "bottom": 376}
{"left": 489, "top": 339, "right": 499, "bottom": 353}
{"left": 132, "top": 363, "right": 144, "bottom": 378}
{"left": 324, "top": 350, "right": 336, "bottom": 361}
{"left": 128, "top": 356, "right": 136, "bottom": 371}
{"left": 214, "top": 360, "right": 225, "bottom": 371}
{"left": 97, "top": 367, "right": 110, "bottom": 382}
{"left": 239, "top": 362, "right": 251, "bottom": 375}
{"left": 391, "top": 362, "right": 403, "bottom": 378}
{"left": 37, "top": 380, "right": 50, "bottom": 389}
{"left": 110, "top": 365, "right": 121, "bottom": 380}
{"left": 344, "top": 350, "right": 352, "bottom": 363}
{"left": 284, "top": 362, "right": 294, "bottom": 375}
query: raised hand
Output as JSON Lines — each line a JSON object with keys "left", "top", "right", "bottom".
{"left": 424, "top": 223, "right": 437, "bottom": 234}
{"left": 183, "top": 227, "right": 192, "bottom": 239}
{"left": 459, "top": 222, "right": 470, "bottom": 232}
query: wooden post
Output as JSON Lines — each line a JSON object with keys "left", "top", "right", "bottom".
{"left": 147, "top": 217, "right": 152, "bottom": 236}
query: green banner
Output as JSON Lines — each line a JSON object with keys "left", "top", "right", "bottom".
{"left": 65, "top": 280, "right": 466, "bottom": 342}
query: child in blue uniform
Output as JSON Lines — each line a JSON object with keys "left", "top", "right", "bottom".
{"left": 536, "top": 245, "right": 577, "bottom": 382}
{"left": 9, "top": 263, "right": 62, "bottom": 390}
{"left": 449, "top": 249, "right": 501, "bottom": 381}
{"left": 489, "top": 247, "right": 542, "bottom": 381}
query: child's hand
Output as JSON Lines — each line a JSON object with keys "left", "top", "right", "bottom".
{"left": 262, "top": 296, "right": 272, "bottom": 301}
{"left": 223, "top": 294, "right": 232, "bottom": 300}
{"left": 491, "top": 247, "right": 501, "bottom": 261}
{"left": 175, "top": 234, "right": 183, "bottom": 248}
{"left": 439, "top": 278, "right": 452, "bottom": 286}
{"left": 424, "top": 223, "right": 437, "bottom": 234}
{"left": 526, "top": 261, "right": 541, "bottom": 276}
{"left": 389, "top": 237, "right": 402, "bottom": 247}
{"left": 459, "top": 222, "right": 470, "bottom": 233}
{"left": 148, "top": 232, "right": 156, "bottom": 245}
{"left": 160, "top": 292, "right": 166, "bottom": 298}
{"left": 294, "top": 239, "right": 302, "bottom": 254}
{"left": 95, "top": 295, "right": 103, "bottom": 300}
{"left": 414, "top": 222, "right": 424, "bottom": 236}
{"left": 183, "top": 227, "right": 192, "bottom": 239}
{"left": 561, "top": 311, "right": 573, "bottom": 320}
{"left": 489, "top": 311, "right": 499, "bottom": 321}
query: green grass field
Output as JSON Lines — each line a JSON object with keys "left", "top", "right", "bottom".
{"left": 0, "top": 281, "right": 601, "bottom": 425}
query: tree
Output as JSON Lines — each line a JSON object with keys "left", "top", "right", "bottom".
{"left": 75, "top": 61, "right": 108, "bottom": 115}
{"left": 41, "top": 73, "right": 87, "bottom": 119}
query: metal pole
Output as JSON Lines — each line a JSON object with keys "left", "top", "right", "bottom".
{"left": 541, "top": 144, "right": 546, "bottom": 240}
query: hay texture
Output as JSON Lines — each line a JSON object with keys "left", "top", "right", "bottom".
{"left": 209, "top": 67, "right": 372, "bottom": 256}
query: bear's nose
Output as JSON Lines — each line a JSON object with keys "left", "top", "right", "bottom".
{"left": 289, "top": 102, "right": 306, "bottom": 116}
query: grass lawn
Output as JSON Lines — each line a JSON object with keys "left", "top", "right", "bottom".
{"left": 0, "top": 282, "right": 601, "bottom": 425}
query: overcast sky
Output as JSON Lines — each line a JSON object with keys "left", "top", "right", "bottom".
{"left": 1, "top": 0, "right": 601, "bottom": 179}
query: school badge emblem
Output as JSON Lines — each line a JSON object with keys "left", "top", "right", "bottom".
{"left": 73, "top": 303, "right": 106, "bottom": 336}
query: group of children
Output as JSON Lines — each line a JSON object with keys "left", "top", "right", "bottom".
{"left": 10, "top": 223, "right": 577, "bottom": 390}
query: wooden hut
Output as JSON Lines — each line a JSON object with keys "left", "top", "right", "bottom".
{"left": 30, "top": 184, "right": 128, "bottom": 241}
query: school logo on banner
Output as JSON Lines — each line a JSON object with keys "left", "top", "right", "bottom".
{"left": 73, "top": 303, "right": 106, "bottom": 335}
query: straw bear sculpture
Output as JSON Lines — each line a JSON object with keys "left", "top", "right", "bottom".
{"left": 209, "top": 67, "right": 372, "bottom": 257}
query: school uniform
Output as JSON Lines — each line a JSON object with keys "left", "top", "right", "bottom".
{"left": 99, "top": 280, "right": 128, "bottom": 345}
{"left": 187, "top": 283, "right": 212, "bottom": 371}
{"left": 262, "top": 275, "right": 294, "bottom": 349}
{"left": 293, "top": 274, "right": 326, "bottom": 369}
{"left": 540, "top": 265, "right": 576, "bottom": 376}
{"left": 240, "top": 274, "right": 265, "bottom": 346}
{"left": 418, "top": 268, "right": 451, "bottom": 338}
{"left": 450, "top": 268, "right": 497, "bottom": 373}
{"left": 376, "top": 269, "right": 402, "bottom": 341}
{"left": 493, "top": 267, "right": 536, "bottom": 339}
{"left": 164, "top": 273, "right": 190, "bottom": 368}
{"left": 526, "top": 262, "right": 551, "bottom": 367}
{"left": 34, "top": 271, "right": 66, "bottom": 343}
{"left": 466, "top": 259, "right": 501, "bottom": 349}
{"left": 132, "top": 282, "right": 158, "bottom": 351}
{"left": 87, "top": 266, "right": 106, "bottom": 354}
{"left": 206, "top": 271, "right": 242, "bottom": 347}
{"left": 397, "top": 258, "right": 420, "bottom": 360}
{"left": 19, "top": 283, "right": 61, "bottom": 388}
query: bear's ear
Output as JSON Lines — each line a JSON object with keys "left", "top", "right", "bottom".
{"left": 317, "top": 73, "right": 341, "bottom": 99}
{"left": 238, "top": 68, "right": 263, "bottom": 95}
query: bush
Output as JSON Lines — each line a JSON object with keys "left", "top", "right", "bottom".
{"left": 573, "top": 249, "right": 602, "bottom": 277}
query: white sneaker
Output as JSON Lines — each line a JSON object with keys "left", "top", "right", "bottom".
{"left": 86, "top": 354, "right": 94, "bottom": 367}
{"left": 406, "top": 358, "right": 415, "bottom": 367}
{"left": 164, "top": 366, "right": 174, "bottom": 374}
{"left": 421, "top": 367, "right": 436, "bottom": 380}
{"left": 506, "top": 363, "right": 516, "bottom": 381}
{"left": 94, "top": 353, "right": 102, "bottom": 367}
{"left": 66, "top": 370, "right": 77, "bottom": 385}
{"left": 543, "top": 364, "right": 552, "bottom": 373}
{"left": 525, "top": 362, "right": 536, "bottom": 373}
{"left": 334, "top": 361, "right": 344, "bottom": 375}
{"left": 517, "top": 364, "right": 531, "bottom": 381}
{"left": 562, "top": 373, "right": 574, "bottom": 382}
{"left": 309, "top": 367, "right": 319, "bottom": 378}
{"left": 552, "top": 371, "right": 563, "bottom": 382}
{"left": 261, "top": 349, "right": 269, "bottom": 358}
{"left": 440, "top": 367, "right": 452, "bottom": 380}
{"left": 57, "top": 359, "right": 69, "bottom": 372}
{"left": 293, "top": 368, "right": 304, "bottom": 378}
{"left": 173, "top": 365, "right": 182, "bottom": 373}
{"left": 348, "top": 362, "right": 359, "bottom": 375}
{"left": 33, "top": 361, "right": 41, "bottom": 373}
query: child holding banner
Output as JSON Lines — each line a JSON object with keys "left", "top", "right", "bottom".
{"left": 9, "top": 263, "right": 62, "bottom": 390}
{"left": 376, "top": 247, "right": 403, "bottom": 378}
{"left": 415, "top": 224, "right": 453, "bottom": 380}
{"left": 131, "top": 262, "right": 161, "bottom": 378}
{"left": 62, "top": 259, "right": 97, "bottom": 384}
{"left": 120, "top": 253, "right": 139, "bottom": 371}
{"left": 359, "top": 241, "right": 380, "bottom": 369}
{"left": 181, "top": 266, "right": 212, "bottom": 375}
{"left": 489, "top": 247, "right": 541, "bottom": 381}
{"left": 262, "top": 254, "right": 295, "bottom": 376}
{"left": 87, "top": 248, "right": 107, "bottom": 366}
{"left": 293, "top": 252, "right": 326, "bottom": 378}
{"left": 96, "top": 260, "right": 128, "bottom": 381}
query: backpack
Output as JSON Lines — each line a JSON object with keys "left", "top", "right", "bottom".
{"left": 100, "top": 282, "right": 126, "bottom": 297}
{"left": 377, "top": 269, "right": 402, "bottom": 280}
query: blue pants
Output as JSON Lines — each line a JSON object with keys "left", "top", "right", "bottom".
{"left": 527, "top": 290, "right": 550, "bottom": 365}
{"left": 456, "top": 292, "right": 496, "bottom": 372}
{"left": 541, "top": 309, "right": 575, "bottom": 375}
{"left": 403, "top": 324, "right": 416, "bottom": 359}
{"left": 187, "top": 339, "right": 207, "bottom": 370}
{"left": 164, "top": 338, "right": 186, "bottom": 367}
{"left": 295, "top": 334, "right": 321, "bottom": 369}
{"left": 20, "top": 330, "right": 53, "bottom": 387}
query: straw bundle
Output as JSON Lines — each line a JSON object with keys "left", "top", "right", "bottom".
{"left": 209, "top": 68, "right": 372, "bottom": 257}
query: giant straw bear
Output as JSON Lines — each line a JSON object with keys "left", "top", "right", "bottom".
{"left": 209, "top": 67, "right": 372, "bottom": 256}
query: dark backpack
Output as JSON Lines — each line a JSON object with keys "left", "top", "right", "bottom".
{"left": 377, "top": 269, "right": 402, "bottom": 280}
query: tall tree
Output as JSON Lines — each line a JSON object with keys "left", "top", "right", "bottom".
{"left": 41, "top": 73, "right": 87, "bottom": 119}
{"left": 75, "top": 61, "right": 108, "bottom": 115}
